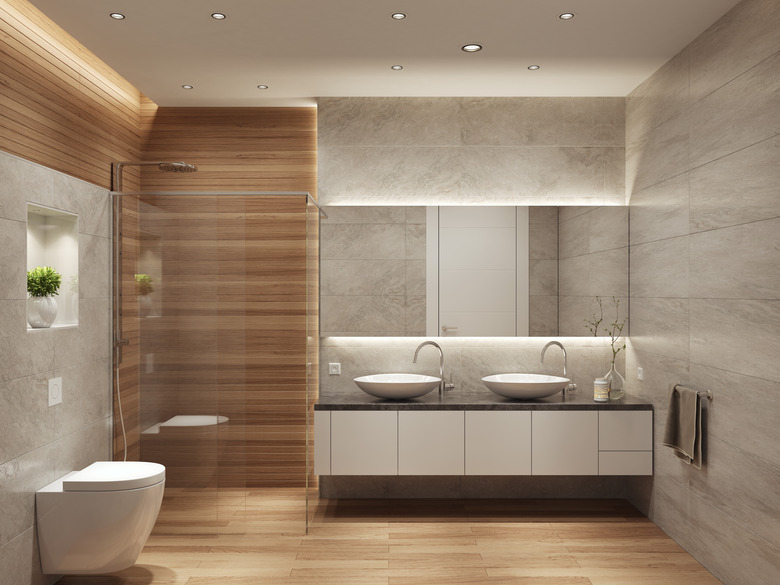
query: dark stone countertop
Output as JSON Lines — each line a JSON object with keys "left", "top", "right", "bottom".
{"left": 315, "top": 390, "right": 652, "bottom": 411}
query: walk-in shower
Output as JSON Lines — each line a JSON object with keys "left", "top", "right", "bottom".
{"left": 111, "top": 171, "right": 321, "bottom": 533}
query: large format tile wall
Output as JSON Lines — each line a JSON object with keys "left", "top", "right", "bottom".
{"left": 318, "top": 97, "right": 625, "bottom": 206}
{"left": 0, "top": 152, "right": 112, "bottom": 585}
{"left": 624, "top": 0, "right": 780, "bottom": 583}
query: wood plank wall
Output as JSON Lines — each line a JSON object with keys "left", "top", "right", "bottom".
{"left": 0, "top": 0, "right": 141, "bottom": 188}
{"left": 132, "top": 105, "right": 318, "bottom": 487}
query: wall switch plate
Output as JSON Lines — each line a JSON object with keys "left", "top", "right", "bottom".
{"left": 48, "top": 377, "right": 62, "bottom": 406}
{"left": 636, "top": 367, "right": 644, "bottom": 381}
{"left": 328, "top": 363, "right": 341, "bottom": 375}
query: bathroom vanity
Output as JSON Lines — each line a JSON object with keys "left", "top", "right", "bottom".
{"left": 314, "top": 392, "right": 652, "bottom": 477}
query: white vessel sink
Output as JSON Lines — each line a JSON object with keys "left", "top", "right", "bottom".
{"left": 354, "top": 373, "right": 441, "bottom": 399}
{"left": 482, "top": 373, "right": 569, "bottom": 399}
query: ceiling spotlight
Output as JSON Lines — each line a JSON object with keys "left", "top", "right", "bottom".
{"left": 461, "top": 44, "right": 483, "bottom": 52}
{"left": 391, "top": 12, "right": 406, "bottom": 20}
{"left": 391, "top": 65, "right": 403, "bottom": 70}
{"left": 109, "top": 13, "right": 125, "bottom": 20}
{"left": 257, "top": 85, "right": 269, "bottom": 89}
{"left": 181, "top": 84, "right": 194, "bottom": 90}
{"left": 559, "top": 13, "right": 575, "bottom": 20}
{"left": 211, "top": 13, "right": 227, "bottom": 20}
{"left": 528, "top": 65, "right": 540, "bottom": 70}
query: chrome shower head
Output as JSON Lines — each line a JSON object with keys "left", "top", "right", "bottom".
{"left": 158, "top": 161, "right": 198, "bottom": 173}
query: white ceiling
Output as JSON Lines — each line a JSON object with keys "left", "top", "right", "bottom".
{"left": 28, "top": 0, "right": 742, "bottom": 107}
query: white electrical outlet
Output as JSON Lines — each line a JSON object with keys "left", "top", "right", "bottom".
{"left": 48, "top": 377, "right": 63, "bottom": 406}
{"left": 636, "top": 367, "right": 644, "bottom": 381}
{"left": 328, "top": 363, "right": 341, "bottom": 375}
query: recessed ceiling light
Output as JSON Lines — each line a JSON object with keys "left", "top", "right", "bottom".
{"left": 461, "top": 44, "right": 483, "bottom": 52}
{"left": 391, "top": 65, "right": 403, "bottom": 70}
{"left": 559, "top": 13, "right": 575, "bottom": 20}
{"left": 528, "top": 65, "right": 540, "bottom": 70}
{"left": 391, "top": 13, "right": 406, "bottom": 20}
{"left": 181, "top": 85, "right": 194, "bottom": 90}
{"left": 211, "top": 13, "right": 227, "bottom": 20}
{"left": 257, "top": 85, "right": 269, "bottom": 89}
{"left": 109, "top": 13, "right": 125, "bottom": 20}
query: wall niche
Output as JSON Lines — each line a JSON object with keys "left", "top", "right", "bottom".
{"left": 26, "top": 203, "right": 79, "bottom": 328}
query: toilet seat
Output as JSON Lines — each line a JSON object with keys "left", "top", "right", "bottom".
{"left": 63, "top": 461, "right": 165, "bottom": 492}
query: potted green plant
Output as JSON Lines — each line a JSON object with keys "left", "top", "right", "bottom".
{"left": 584, "top": 296, "right": 628, "bottom": 400}
{"left": 27, "top": 266, "right": 62, "bottom": 328}
{"left": 135, "top": 274, "right": 154, "bottom": 317}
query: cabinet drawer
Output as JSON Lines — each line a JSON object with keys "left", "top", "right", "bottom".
{"left": 599, "top": 411, "right": 653, "bottom": 451}
{"left": 599, "top": 451, "right": 652, "bottom": 475}
{"left": 399, "top": 411, "right": 464, "bottom": 475}
{"left": 532, "top": 411, "right": 598, "bottom": 475}
{"left": 331, "top": 411, "right": 397, "bottom": 475}
{"left": 465, "top": 411, "right": 531, "bottom": 475}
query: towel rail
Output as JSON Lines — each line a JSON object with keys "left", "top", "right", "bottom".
{"left": 697, "top": 390, "right": 713, "bottom": 401}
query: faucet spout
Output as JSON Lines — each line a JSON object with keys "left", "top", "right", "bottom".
{"left": 540, "top": 340, "right": 567, "bottom": 378}
{"left": 413, "top": 341, "right": 445, "bottom": 395}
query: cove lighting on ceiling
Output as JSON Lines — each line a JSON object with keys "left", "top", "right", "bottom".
{"left": 461, "top": 44, "right": 483, "bottom": 52}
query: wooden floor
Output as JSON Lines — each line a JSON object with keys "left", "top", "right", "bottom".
{"left": 58, "top": 488, "right": 723, "bottom": 585}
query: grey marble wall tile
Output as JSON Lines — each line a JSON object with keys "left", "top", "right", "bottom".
{"left": 629, "top": 298, "right": 690, "bottom": 360}
{"left": 318, "top": 146, "right": 461, "bottom": 205}
{"left": 53, "top": 297, "right": 111, "bottom": 368}
{"left": 601, "top": 98, "right": 627, "bottom": 147}
{"left": 528, "top": 147, "right": 620, "bottom": 199}
{"left": 626, "top": 47, "right": 690, "bottom": 146}
{"left": 689, "top": 0, "right": 780, "bottom": 104}
{"left": 317, "top": 97, "right": 461, "bottom": 147}
{"left": 558, "top": 206, "right": 592, "bottom": 222}
{"left": 321, "top": 223, "right": 406, "bottom": 260}
{"left": 559, "top": 256, "right": 590, "bottom": 297}
{"left": 689, "top": 51, "right": 780, "bottom": 170}
{"left": 0, "top": 300, "right": 56, "bottom": 384}
{"left": 0, "top": 528, "right": 54, "bottom": 585}
{"left": 558, "top": 213, "right": 590, "bottom": 259}
{"left": 405, "top": 260, "right": 426, "bottom": 297}
{"left": 54, "top": 418, "right": 112, "bottom": 479}
{"left": 404, "top": 295, "right": 426, "bottom": 335}
{"left": 529, "top": 296, "right": 558, "bottom": 337}
{"left": 0, "top": 153, "right": 54, "bottom": 223}
{"left": 529, "top": 260, "right": 557, "bottom": 296}
{"left": 629, "top": 173, "right": 690, "bottom": 245}
{"left": 405, "top": 223, "right": 426, "bottom": 260}
{"left": 0, "top": 219, "right": 26, "bottom": 300}
{"left": 52, "top": 172, "right": 110, "bottom": 238}
{"left": 690, "top": 298, "right": 780, "bottom": 383}
{"left": 459, "top": 146, "right": 532, "bottom": 200}
{"left": 559, "top": 296, "right": 597, "bottom": 337}
{"left": 528, "top": 206, "right": 558, "bottom": 224}
{"left": 630, "top": 237, "right": 689, "bottom": 298}
{"left": 321, "top": 295, "right": 405, "bottom": 336}
{"left": 321, "top": 259, "right": 406, "bottom": 296}
{"left": 0, "top": 443, "right": 59, "bottom": 548}
{"left": 53, "top": 359, "right": 111, "bottom": 438}
{"left": 588, "top": 207, "right": 629, "bottom": 253}
{"left": 690, "top": 363, "right": 780, "bottom": 466}
{"left": 78, "top": 234, "right": 110, "bottom": 299}
{"left": 689, "top": 435, "right": 780, "bottom": 547}
{"left": 559, "top": 249, "right": 627, "bottom": 298}
{"left": 690, "top": 137, "right": 780, "bottom": 233}
{"left": 321, "top": 205, "right": 406, "bottom": 224}
{"left": 529, "top": 222, "right": 558, "bottom": 260}
{"left": 404, "top": 206, "right": 426, "bottom": 224}
{"left": 626, "top": 109, "right": 690, "bottom": 194}
{"left": 690, "top": 218, "right": 780, "bottom": 300}
{"left": 0, "top": 373, "right": 55, "bottom": 464}
{"left": 648, "top": 473, "right": 780, "bottom": 585}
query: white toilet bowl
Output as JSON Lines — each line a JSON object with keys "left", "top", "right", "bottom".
{"left": 36, "top": 461, "right": 165, "bottom": 575}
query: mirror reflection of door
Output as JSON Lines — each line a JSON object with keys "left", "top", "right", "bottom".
{"left": 429, "top": 207, "right": 529, "bottom": 337}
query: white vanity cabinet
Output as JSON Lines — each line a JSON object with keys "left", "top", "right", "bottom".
{"left": 598, "top": 411, "right": 653, "bottom": 475}
{"left": 329, "top": 411, "right": 397, "bottom": 475}
{"left": 465, "top": 411, "right": 532, "bottom": 475}
{"left": 316, "top": 404, "right": 652, "bottom": 477}
{"left": 398, "top": 411, "right": 464, "bottom": 475}
{"left": 532, "top": 411, "right": 599, "bottom": 475}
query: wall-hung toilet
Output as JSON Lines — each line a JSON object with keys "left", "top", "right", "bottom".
{"left": 36, "top": 461, "right": 165, "bottom": 575}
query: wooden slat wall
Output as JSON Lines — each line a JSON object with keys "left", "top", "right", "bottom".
{"left": 133, "top": 106, "right": 318, "bottom": 487}
{"left": 0, "top": 0, "right": 141, "bottom": 188}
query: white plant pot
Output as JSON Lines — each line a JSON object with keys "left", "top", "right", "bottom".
{"left": 27, "top": 296, "right": 58, "bottom": 328}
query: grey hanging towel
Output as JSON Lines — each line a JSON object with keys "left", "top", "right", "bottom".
{"left": 662, "top": 384, "right": 702, "bottom": 469}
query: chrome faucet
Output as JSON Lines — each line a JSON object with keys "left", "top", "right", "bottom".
{"left": 413, "top": 340, "right": 445, "bottom": 395}
{"left": 540, "top": 341, "right": 576, "bottom": 395}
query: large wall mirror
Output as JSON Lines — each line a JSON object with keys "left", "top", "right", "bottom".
{"left": 321, "top": 205, "right": 628, "bottom": 337}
